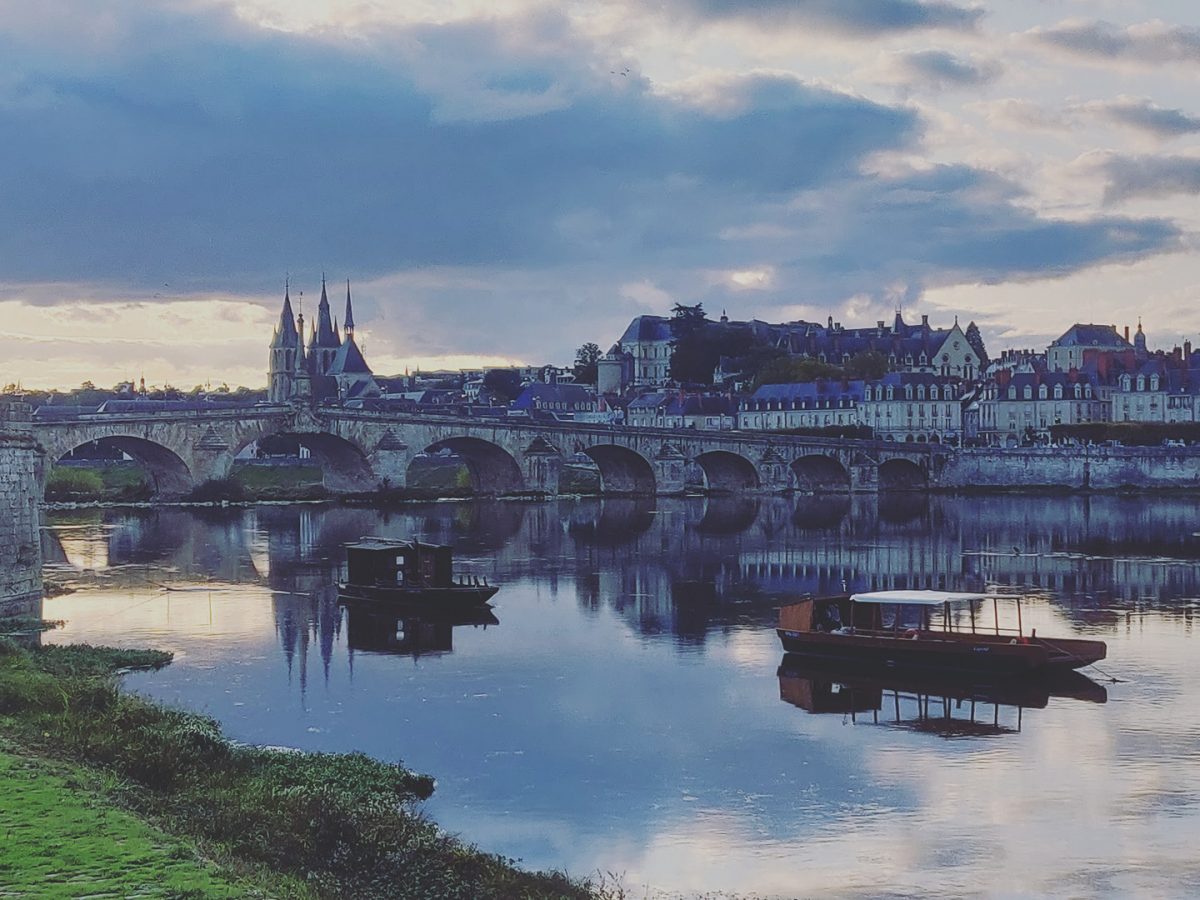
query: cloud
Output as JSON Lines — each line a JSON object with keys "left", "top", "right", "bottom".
{"left": 1099, "top": 154, "right": 1200, "bottom": 203}
{"left": 1082, "top": 98, "right": 1200, "bottom": 139}
{"left": 0, "top": 1, "right": 1185, "bottom": 374}
{"left": 1029, "top": 18, "right": 1200, "bottom": 66}
{"left": 890, "top": 49, "right": 1002, "bottom": 92}
{"left": 662, "top": 0, "right": 984, "bottom": 36}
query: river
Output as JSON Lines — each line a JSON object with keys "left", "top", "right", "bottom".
{"left": 40, "top": 495, "right": 1200, "bottom": 897}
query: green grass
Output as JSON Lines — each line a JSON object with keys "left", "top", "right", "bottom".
{"left": 0, "top": 636, "right": 603, "bottom": 899}
{"left": 0, "top": 749, "right": 251, "bottom": 898}
{"left": 229, "top": 465, "right": 326, "bottom": 500}
{"left": 46, "top": 465, "right": 152, "bottom": 502}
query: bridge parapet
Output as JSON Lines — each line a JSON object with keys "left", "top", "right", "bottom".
{"left": 30, "top": 406, "right": 949, "bottom": 498}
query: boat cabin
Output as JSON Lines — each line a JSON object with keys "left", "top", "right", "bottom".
{"left": 781, "top": 590, "right": 1029, "bottom": 639}
{"left": 345, "top": 539, "right": 455, "bottom": 589}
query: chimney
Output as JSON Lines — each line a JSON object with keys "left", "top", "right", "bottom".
{"left": 1124, "top": 325, "right": 1130, "bottom": 342}
{"left": 921, "top": 314, "right": 929, "bottom": 327}
{"left": 1186, "top": 340, "right": 1193, "bottom": 358}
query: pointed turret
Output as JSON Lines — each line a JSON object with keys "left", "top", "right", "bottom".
{"left": 308, "top": 274, "right": 342, "bottom": 378}
{"left": 269, "top": 281, "right": 302, "bottom": 402}
{"left": 271, "top": 282, "right": 299, "bottom": 349}
{"left": 312, "top": 275, "right": 340, "bottom": 349}
{"left": 344, "top": 280, "right": 356, "bottom": 340}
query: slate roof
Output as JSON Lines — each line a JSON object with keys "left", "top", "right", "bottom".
{"left": 619, "top": 316, "right": 672, "bottom": 344}
{"left": 1050, "top": 324, "right": 1130, "bottom": 349}
{"left": 749, "top": 380, "right": 866, "bottom": 404}
{"left": 512, "top": 383, "right": 595, "bottom": 410}
{"left": 328, "top": 336, "right": 372, "bottom": 375}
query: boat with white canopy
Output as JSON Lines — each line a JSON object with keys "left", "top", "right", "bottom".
{"left": 776, "top": 590, "right": 1106, "bottom": 674}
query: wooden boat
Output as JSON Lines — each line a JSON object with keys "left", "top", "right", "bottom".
{"left": 776, "top": 590, "right": 1106, "bottom": 675}
{"left": 338, "top": 538, "right": 498, "bottom": 609}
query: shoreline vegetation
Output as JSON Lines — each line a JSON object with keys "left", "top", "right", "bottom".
{"left": 0, "top": 622, "right": 613, "bottom": 899}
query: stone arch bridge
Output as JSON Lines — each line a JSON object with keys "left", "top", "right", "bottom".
{"left": 32, "top": 406, "right": 951, "bottom": 498}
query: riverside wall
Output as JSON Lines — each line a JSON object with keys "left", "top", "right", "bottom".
{"left": 938, "top": 446, "right": 1200, "bottom": 492}
{"left": 0, "top": 402, "right": 42, "bottom": 615}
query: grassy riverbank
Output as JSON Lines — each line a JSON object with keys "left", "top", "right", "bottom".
{"left": 0, "top": 629, "right": 605, "bottom": 899}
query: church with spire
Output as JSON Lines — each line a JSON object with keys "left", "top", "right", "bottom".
{"left": 268, "top": 276, "right": 379, "bottom": 404}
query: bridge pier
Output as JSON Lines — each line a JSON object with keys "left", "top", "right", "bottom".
{"left": 653, "top": 443, "right": 687, "bottom": 495}
{"left": 370, "top": 430, "right": 411, "bottom": 490}
{"left": 0, "top": 403, "right": 43, "bottom": 616}
{"left": 522, "top": 438, "right": 563, "bottom": 495}
{"left": 756, "top": 447, "right": 793, "bottom": 492}
{"left": 848, "top": 453, "right": 880, "bottom": 494}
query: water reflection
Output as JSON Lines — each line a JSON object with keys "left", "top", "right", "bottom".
{"left": 778, "top": 655, "right": 1107, "bottom": 740}
{"left": 342, "top": 601, "right": 500, "bottom": 657}
{"left": 38, "top": 494, "right": 1200, "bottom": 897}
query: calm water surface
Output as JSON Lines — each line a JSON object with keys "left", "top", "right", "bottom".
{"left": 41, "top": 495, "right": 1200, "bottom": 897}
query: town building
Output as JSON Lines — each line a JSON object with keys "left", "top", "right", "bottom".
{"left": 857, "top": 373, "right": 965, "bottom": 443}
{"left": 1046, "top": 323, "right": 1133, "bottom": 372}
{"left": 627, "top": 392, "right": 738, "bottom": 430}
{"left": 737, "top": 381, "right": 864, "bottom": 432}
{"left": 510, "top": 383, "right": 596, "bottom": 420}
{"left": 978, "top": 369, "right": 1108, "bottom": 445}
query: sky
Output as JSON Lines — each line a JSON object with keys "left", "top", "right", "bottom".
{"left": 3, "top": 0, "right": 1200, "bottom": 389}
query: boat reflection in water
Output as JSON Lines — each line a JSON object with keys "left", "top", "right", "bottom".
{"left": 777, "top": 655, "right": 1107, "bottom": 738}
{"left": 340, "top": 600, "right": 499, "bottom": 658}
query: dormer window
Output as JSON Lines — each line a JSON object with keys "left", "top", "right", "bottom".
{"left": 1137, "top": 375, "right": 1145, "bottom": 391}
{"left": 930, "top": 386, "right": 939, "bottom": 401}
{"left": 1008, "top": 386, "right": 1017, "bottom": 400}
{"left": 1024, "top": 386, "right": 1032, "bottom": 400}
{"left": 917, "top": 385, "right": 925, "bottom": 400}
{"left": 1074, "top": 384, "right": 1082, "bottom": 399}
{"left": 1151, "top": 375, "right": 1160, "bottom": 391}
{"left": 1038, "top": 385, "right": 1048, "bottom": 400}
{"left": 1054, "top": 385, "right": 1063, "bottom": 400}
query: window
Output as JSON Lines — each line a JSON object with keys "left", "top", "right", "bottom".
{"left": 1024, "top": 386, "right": 1032, "bottom": 400}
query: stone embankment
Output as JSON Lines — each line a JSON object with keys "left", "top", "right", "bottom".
{"left": 0, "top": 402, "right": 42, "bottom": 615}
{"left": 938, "top": 446, "right": 1200, "bottom": 492}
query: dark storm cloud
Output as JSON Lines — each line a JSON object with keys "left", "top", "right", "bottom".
{"left": 0, "top": 6, "right": 915, "bottom": 291}
{"left": 1087, "top": 99, "right": 1200, "bottom": 139}
{"left": 666, "top": 0, "right": 983, "bottom": 35}
{"left": 891, "top": 50, "right": 1001, "bottom": 90}
{"left": 1101, "top": 155, "right": 1200, "bottom": 203}
{"left": 1029, "top": 19, "right": 1200, "bottom": 65}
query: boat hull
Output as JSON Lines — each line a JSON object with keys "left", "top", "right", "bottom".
{"left": 338, "top": 583, "right": 498, "bottom": 609}
{"left": 776, "top": 628, "right": 1105, "bottom": 674}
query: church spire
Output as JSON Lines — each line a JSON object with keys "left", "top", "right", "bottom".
{"left": 312, "top": 272, "right": 340, "bottom": 348}
{"left": 344, "top": 280, "right": 356, "bottom": 341}
{"left": 270, "top": 279, "right": 298, "bottom": 349}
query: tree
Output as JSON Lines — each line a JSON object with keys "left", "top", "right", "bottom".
{"left": 752, "top": 356, "right": 842, "bottom": 390}
{"left": 844, "top": 351, "right": 890, "bottom": 380}
{"left": 573, "top": 342, "right": 601, "bottom": 384}
{"left": 965, "top": 321, "right": 989, "bottom": 367}
{"left": 482, "top": 369, "right": 523, "bottom": 404}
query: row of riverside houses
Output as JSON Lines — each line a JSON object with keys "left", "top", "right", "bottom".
{"left": 604, "top": 310, "right": 1200, "bottom": 445}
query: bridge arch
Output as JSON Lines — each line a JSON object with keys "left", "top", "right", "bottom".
{"left": 48, "top": 435, "right": 193, "bottom": 498}
{"left": 878, "top": 458, "right": 927, "bottom": 491}
{"left": 245, "top": 431, "right": 377, "bottom": 493}
{"left": 691, "top": 451, "right": 760, "bottom": 493}
{"left": 790, "top": 454, "right": 850, "bottom": 493}
{"left": 423, "top": 437, "right": 525, "bottom": 495}
{"left": 583, "top": 444, "right": 656, "bottom": 495}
